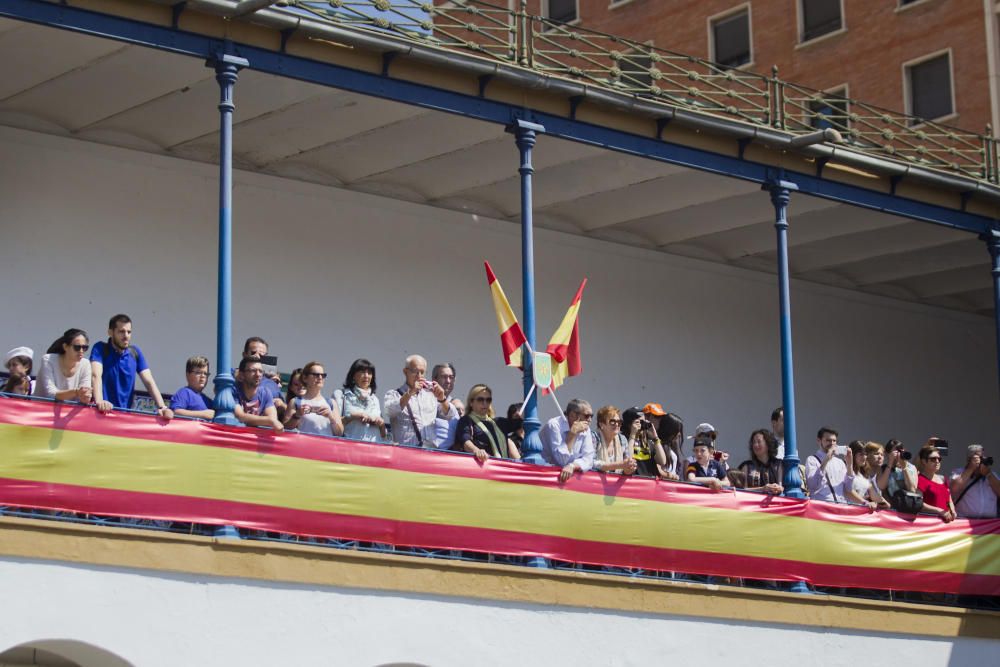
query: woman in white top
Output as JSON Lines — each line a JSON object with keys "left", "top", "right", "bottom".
{"left": 333, "top": 358, "right": 386, "bottom": 443}
{"left": 845, "top": 440, "right": 886, "bottom": 510}
{"left": 287, "top": 361, "right": 343, "bottom": 437}
{"left": 34, "top": 328, "right": 93, "bottom": 403}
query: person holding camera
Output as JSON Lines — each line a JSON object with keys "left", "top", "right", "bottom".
{"left": 949, "top": 445, "right": 1000, "bottom": 519}
{"left": 804, "top": 427, "right": 846, "bottom": 503}
{"left": 916, "top": 442, "right": 955, "bottom": 522}
{"left": 877, "top": 439, "right": 919, "bottom": 504}
{"left": 384, "top": 354, "right": 457, "bottom": 447}
{"left": 621, "top": 407, "right": 667, "bottom": 478}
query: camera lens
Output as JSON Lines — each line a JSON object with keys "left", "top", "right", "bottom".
{"left": 901, "top": 451, "right": 912, "bottom": 461}
{"left": 984, "top": 456, "right": 994, "bottom": 467}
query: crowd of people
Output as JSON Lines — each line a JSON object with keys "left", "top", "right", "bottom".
{"left": 3, "top": 314, "right": 999, "bottom": 523}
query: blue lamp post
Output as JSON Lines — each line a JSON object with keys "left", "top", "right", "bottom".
{"left": 508, "top": 118, "right": 546, "bottom": 464}
{"left": 764, "top": 179, "right": 803, "bottom": 499}
{"left": 208, "top": 51, "right": 248, "bottom": 427}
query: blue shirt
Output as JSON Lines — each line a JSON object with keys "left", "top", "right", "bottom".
{"left": 170, "top": 386, "right": 213, "bottom": 413}
{"left": 225, "top": 384, "right": 274, "bottom": 418}
{"left": 91, "top": 341, "right": 149, "bottom": 409}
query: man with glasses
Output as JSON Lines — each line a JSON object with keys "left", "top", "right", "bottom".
{"left": 949, "top": 444, "right": 1000, "bottom": 519}
{"left": 169, "top": 356, "right": 215, "bottom": 420}
{"left": 384, "top": 354, "right": 457, "bottom": 447}
{"left": 540, "top": 398, "right": 596, "bottom": 482}
{"left": 225, "top": 358, "right": 283, "bottom": 432}
{"left": 91, "top": 313, "right": 172, "bottom": 420}
{"left": 432, "top": 362, "right": 463, "bottom": 448}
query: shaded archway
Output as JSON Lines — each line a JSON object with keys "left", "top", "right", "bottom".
{"left": 0, "top": 640, "right": 133, "bottom": 667}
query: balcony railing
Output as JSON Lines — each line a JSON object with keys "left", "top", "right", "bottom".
{"left": 281, "top": 0, "right": 998, "bottom": 184}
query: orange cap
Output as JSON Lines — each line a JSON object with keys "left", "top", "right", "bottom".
{"left": 642, "top": 402, "right": 666, "bottom": 416}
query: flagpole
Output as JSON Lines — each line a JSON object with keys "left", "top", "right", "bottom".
{"left": 508, "top": 118, "right": 546, "bottom": 465}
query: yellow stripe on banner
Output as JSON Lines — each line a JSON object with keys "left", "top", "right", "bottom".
{"left": 1, "top": 422, "right": 997, "bottom": 577}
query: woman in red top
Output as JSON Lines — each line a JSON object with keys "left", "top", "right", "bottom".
{"left": 916, "top": 442, "right": 956, "bottom": 522}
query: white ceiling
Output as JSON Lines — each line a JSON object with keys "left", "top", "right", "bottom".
{"left": 0, "top": 17, "right": 992, "bottom": 316}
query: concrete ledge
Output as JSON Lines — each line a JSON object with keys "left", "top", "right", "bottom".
{"left": 1, "top": 516, "right": 997, "bottom": 639}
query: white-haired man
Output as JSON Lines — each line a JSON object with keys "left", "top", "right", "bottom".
{"left": 384, "top": 354, "right": 457, "bottom": 447}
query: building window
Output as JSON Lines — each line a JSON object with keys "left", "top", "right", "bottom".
{"left": 710, "top": 7, "right": 751, "bottom": 68}
{"left": 546, "top": 0, "right": 578, "bottom": 23}
{"left": 809, "top": 87, "right": 849, "bottom": 130}
{"left": 800, "top": 0, "right": 843, "bottom": 42}
{"left": 905, "top": 52, "right": 953, "bottom": 122}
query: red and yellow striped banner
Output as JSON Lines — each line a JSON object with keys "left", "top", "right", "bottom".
{"left": 1, "top": 399, "right": 998, "bottom": 594}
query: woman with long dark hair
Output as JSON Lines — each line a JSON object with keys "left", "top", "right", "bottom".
{"left": 737, "top": 429, "right": 784, "bottom": 495}
{"left": 34, "top": 328, "right": 93, "bottom": 403}
{"left": 333, "top": 358, "right": 386, "bottom": 442}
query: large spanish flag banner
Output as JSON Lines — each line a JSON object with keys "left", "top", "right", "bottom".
{"left": 1, "top": 399, "right": 998, "bottom": 595}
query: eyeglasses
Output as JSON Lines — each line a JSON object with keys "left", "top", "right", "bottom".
{"left": 305, "top": 372, "right": 328, "bottom": 378}
{"left": 927, "top": 456, "right": 942, "bottom": 462}
{"left": 577, "top": 413, "right": 594, "bottom": 421}
{"left": 608, "top": 419, "right": 622, "bottom": 425}
{"left": 474, "top": 396, "right": 492, "bottom": 404}
{"left": 72, "top": 344, "right": 90, "bottom": 352}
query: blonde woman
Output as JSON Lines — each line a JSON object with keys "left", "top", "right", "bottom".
{"left": 593, "top": 405, "right": 637, "bottom": 474}
{"left": 453, "top": 384, "right": 520, "bottom": 462}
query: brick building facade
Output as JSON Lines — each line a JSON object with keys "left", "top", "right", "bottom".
{"left": 532, "top": 0, "right": 999, "bottom": 134}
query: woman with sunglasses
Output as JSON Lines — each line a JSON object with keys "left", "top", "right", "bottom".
{"left": 593, "top": 405, "right": 636, "bottom": 474}
{"left": 34, "top": 328, "right": 93, "bottom": 403}
{"left": 916, "top": 442, "right": 956, "bottom": 522}
{"left": 454, "top": 384, "right": 520, "bottom": 462}
{"left": 287, "top": 361, "right": 343, "bottom": 436}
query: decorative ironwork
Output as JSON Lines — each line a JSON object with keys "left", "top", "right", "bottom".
{"left": 281, "top": 0, "right": 998, "bottom": 183}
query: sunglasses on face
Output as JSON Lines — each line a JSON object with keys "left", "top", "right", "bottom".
{"left": 305, "top": 372, "right": 328, "bottom": 379}
{"left": 607, "top": 419, "right": 622, "bottom": 425}
{"left": 474, "top": 396, "right": 492, "bottom": 404}
{"left": 72, "top": 344, "right": 90, "bottom": 352}
{"left": 927, "top": 456, "right": 941, "bottom": 462}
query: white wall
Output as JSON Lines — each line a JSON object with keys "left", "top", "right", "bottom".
{"left": 0, "top": 557, "right": 994, "bottom": 667}
{"left": 0, "top": 126, "right": 997, "bottom": 451}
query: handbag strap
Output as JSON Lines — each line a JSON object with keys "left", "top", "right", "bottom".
{"left": 811, "top": 455, "right": 839, "bottom": 503}
{"left": 954, "top": 474, "right": 984, "bottom": 507}
{"left": 405, "top": 399, "right": 423, "bottom": 446}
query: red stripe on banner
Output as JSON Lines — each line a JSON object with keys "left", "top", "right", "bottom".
{"left": 499, "top": 324, "right": 525, "bottom": 360}
{"left": 3, "top": 478, "right": 995, "bottom": 596}
{"left": 2, "top": 400, "right": 998, "bottom": 537}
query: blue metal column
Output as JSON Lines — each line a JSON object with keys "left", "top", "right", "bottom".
{"left": 764, "top": 179, "right": 803, "bottom": 499}
{"left": 985, "top": 229, "right": 1000, "bottom": 406}
{"left": 508, "top": 119, "right": 546, "bottom": 465}
{"left": 209, "top": 51, "right": 248, "bottom": 427}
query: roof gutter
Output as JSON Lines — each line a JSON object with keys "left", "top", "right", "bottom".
{"left": 151, "top": 0, "right": 1000, "bottom": 206}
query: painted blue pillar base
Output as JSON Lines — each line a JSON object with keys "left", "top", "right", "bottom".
{"left": 212, "top": 371, "right": 240, "bottom": 425}
{"left": 787, "top": 580, "right": 814, "bottom": 594}
{"left": 213, "top": 524, "right": 241, "bottom": 539}
{"left": 524, "top": 556, "right": 550, "bottom": 569}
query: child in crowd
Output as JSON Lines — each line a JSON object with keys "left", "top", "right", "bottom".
{"left": 169, "top": 356, "right": 215, "bottom": 420}
{"left": 686, "top": 435, "right": 731, "bottom": 492}
{"left": 4, "top": 346, "right": 34, "bottom": 394}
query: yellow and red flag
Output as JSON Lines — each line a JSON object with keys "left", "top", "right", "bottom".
{"left": 484, "top": 261, "right": 527, "bottom": 367}
{"left": 545, "top": 278, "right": 586, "bottom": 391}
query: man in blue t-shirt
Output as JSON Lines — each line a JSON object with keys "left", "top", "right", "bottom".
{"left": 91, "top": 313, "right": 173, "bottom": 420}
{"left": 170, "top": 355, "right": 215, "bottom": 420}
{"left": 226, "top": 358, "right": 283, "bottom": 432}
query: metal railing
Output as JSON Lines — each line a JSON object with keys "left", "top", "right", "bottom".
{"left": 282, "top": 0, "right": 998, "bottom": 183}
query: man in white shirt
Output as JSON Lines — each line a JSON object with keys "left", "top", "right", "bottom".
{"left": 805, "top": 426, "right": 846, "bottom": 502}
{"left": 384, "top": 354, "right": 457, "bottom": 447}
{"left": 540, "top": 398, "right": 596, "bottom": 482}
{"left": 771, "top": 407, "right": 785, "bottom": 460}
{"left": 950, "top": 444, "right": 1000, "bottom": 519}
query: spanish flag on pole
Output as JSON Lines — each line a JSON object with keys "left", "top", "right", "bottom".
{"left": 545, "top": 278, "right": 587, "bottom": 391}
{"left": 485, "top": 262, "right": 527, "bottom": 367}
